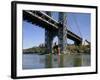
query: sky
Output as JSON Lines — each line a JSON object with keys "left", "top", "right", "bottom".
{"left": 23, "top": 12, "right": 90, "bottom": 49}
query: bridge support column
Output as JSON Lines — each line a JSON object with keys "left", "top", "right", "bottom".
{"left": 58, "top": 12, "right": 67, "bottom": 53}
{"left": 45, "top": 12, "right": 53, "bottom": 53}
{"left": 58, "top": 26, "right": 67, "bottom": 53}
{"left": 45, "top": 30, "right": 53, "bottom": 53}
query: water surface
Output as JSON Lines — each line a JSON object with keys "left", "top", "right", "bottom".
{"left": 22, "top": 53, "right": 90, "bottom": 69}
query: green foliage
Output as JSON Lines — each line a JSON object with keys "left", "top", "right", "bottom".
{"left": 23, "top": 44, "right": 90, "bottom": 54}
{"left": 66, "top": 45, "right": 90, "bottom": 54}
{"left": 23, "top": 47, "right": 46, "bottom": 54}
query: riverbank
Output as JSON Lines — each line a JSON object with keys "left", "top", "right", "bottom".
{"left": 23, "top": 45, "right": 90, "bottom": 54}
{"left": 23, "top": 47, "right": 46, "bottom": 54}
{"left": 66, "top": 45, "right": 90, "bottom": 54}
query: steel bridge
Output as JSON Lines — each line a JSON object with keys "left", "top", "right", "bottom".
{"left": 23, "top": 10, "right": 82, "bottom": 53}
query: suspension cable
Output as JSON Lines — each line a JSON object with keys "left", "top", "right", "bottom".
{"left": 71, "top": 14, "right": 83, "bottom": 38}
{"left": 65, "top": 15, "right": 73, "bottom": 31}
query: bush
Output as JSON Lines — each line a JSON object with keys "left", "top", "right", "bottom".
{"left": 66, "top": 45, "right": 90, "bottom": 54}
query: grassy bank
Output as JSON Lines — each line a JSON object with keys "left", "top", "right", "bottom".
{"left": 66, "top": 45, "right": 90, "bottom": 54}
{"left": 23, "top": 45, "right": 90, "bottom": 54}
{"left": 23, "top": 47, "right": 46, "bottom": 54}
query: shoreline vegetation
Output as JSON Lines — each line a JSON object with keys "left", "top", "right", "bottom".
{"left": 23, "top": 45, "right": 90, "bottom": 55}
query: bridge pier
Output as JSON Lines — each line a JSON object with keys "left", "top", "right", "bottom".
{"left": 58, "top": 27, "right": 66, "bottom": 53}
{"left": 45, "top": 30, "right": 53, "bottom": 53}
{"left": 45, "top": 12, "right": 52, "bottom": 53}
{"left": 45, "top": 12, "right": 68, "bottom": 54}
{"left": 58, "top": 12, "right": 67, "bottom": 53}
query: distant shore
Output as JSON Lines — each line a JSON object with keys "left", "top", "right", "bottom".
{"left": 23, "top": 45, "right": 90, "bottom": 55}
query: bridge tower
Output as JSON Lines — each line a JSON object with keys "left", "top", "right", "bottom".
{"left": 45, "top": 12, "right": 54, "bottom": 53}
{"left": 45, "top": 12, "right": 67, "bottom": 53}
{"left": 58, "top": 12, "right": 67, "bottom": 53}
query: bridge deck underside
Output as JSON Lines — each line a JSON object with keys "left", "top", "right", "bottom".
{"left": 23, "top": 10, "right": 82, "bottom": 43}
{"left": 67, "top": 30, "right": 82, "bottom": 43}
{"left": 23, "top": 11, "right": 58, "bottom": 31}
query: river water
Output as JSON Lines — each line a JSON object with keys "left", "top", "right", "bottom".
{"left": 22, "top": 53, "right": 90, "bottom": 69}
